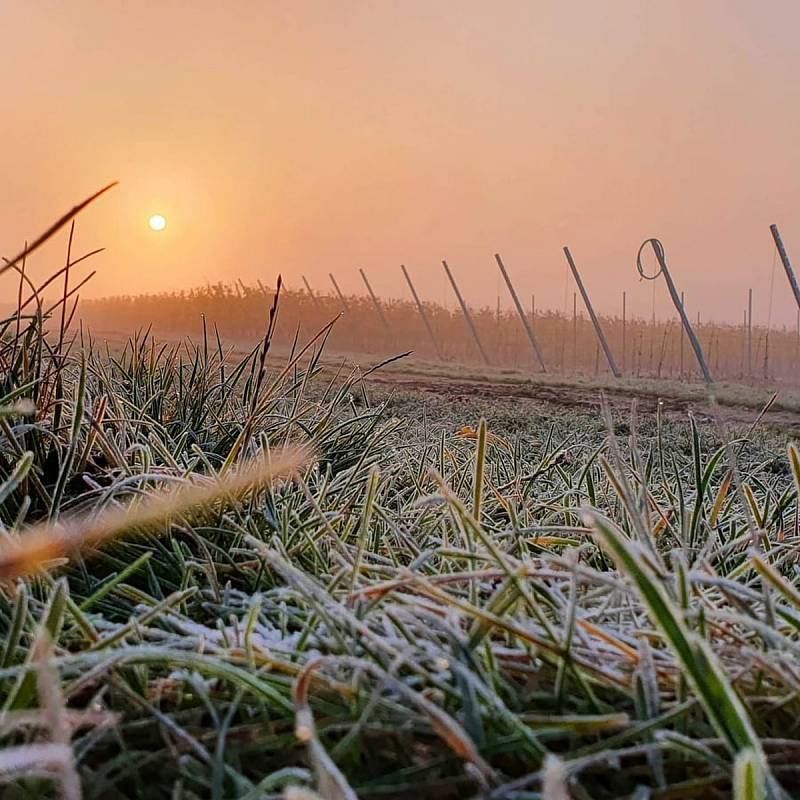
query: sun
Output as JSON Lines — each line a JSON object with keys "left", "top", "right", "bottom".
{"left": 148, "top": 214, "right": 167, "bottom": 231}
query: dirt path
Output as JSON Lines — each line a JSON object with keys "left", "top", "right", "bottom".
{"left": 365, "top": 370, "right": 800, "bottom": 431}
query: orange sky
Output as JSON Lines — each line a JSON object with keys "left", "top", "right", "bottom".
{"left": 2, "top": 1, "right": 800, "bottom": 325}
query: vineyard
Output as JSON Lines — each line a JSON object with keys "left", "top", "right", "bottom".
{"left": 79, "top": 275, "right": 800, "bottom": 386}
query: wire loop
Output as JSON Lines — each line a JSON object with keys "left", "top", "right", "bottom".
{"left": 636, "top": 238, "right": 665, "bottom": 281}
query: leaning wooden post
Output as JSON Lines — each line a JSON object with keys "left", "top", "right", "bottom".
{"left": 494, "top": 253, "right": 546, "bottom": 371}
{"left": 329, "top": 273, "right": 350, "bottom": 314}
{"left": 400, "top": 264, "right": 444, "bottom": 361}
{"left": 301, "top": 275, "right": 321, "bottom": 313}
{"left": 359, "top": 268, "right": 390, "bottom": 333}
{"left": 636, "top": 238, "right": 712, "bottom": 384}
{"left": 562, "top": 247, "right": 621, "bottom": 378}
{"left": 770, "top": 224, "right": 800, "bottom": 311}
{"left": 442, "top": 260, "right": 490, "bottom": 366}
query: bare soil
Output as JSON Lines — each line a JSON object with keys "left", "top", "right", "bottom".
{"left": 364, "top": 369, "right": 800, "bottom": 432}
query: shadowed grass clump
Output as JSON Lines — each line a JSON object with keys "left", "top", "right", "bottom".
{"left": 1, "top": 193, "right": 800, "bottom": 800}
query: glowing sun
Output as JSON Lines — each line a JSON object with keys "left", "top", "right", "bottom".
{"left": 148, "top": 214, "right": 167, "bottom": 231}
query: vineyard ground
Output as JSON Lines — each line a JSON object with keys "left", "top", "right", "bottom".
{"left": 364, "top": 364, "right": 800, "bottom": 432}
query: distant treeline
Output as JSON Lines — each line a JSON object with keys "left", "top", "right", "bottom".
{"left": 79, "top": 281, "right": 800, "bottom": 384}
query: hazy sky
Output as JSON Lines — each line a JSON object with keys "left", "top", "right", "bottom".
{"left": 2, "top": 1, "right": 800, "bottom": 324}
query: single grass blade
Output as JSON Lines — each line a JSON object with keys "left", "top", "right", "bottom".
{"left": 293, "top": 658, "right": 358, "bottom": 800}
{"left": 0, "top": 445, "right": 311, "bottom": 580}
{"left": 733, "top": 747, "right": 766, "bottom": 800}
{"left": 0, "top": 183, "right": 117, "bottom": 280}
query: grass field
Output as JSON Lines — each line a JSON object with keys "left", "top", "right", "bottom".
{"left": 2, "top": 210, "right": 800, "bottom": 799}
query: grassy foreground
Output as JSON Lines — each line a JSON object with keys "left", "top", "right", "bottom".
{"left": 1, "top": 216, "right": 800, "bottom": 799}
